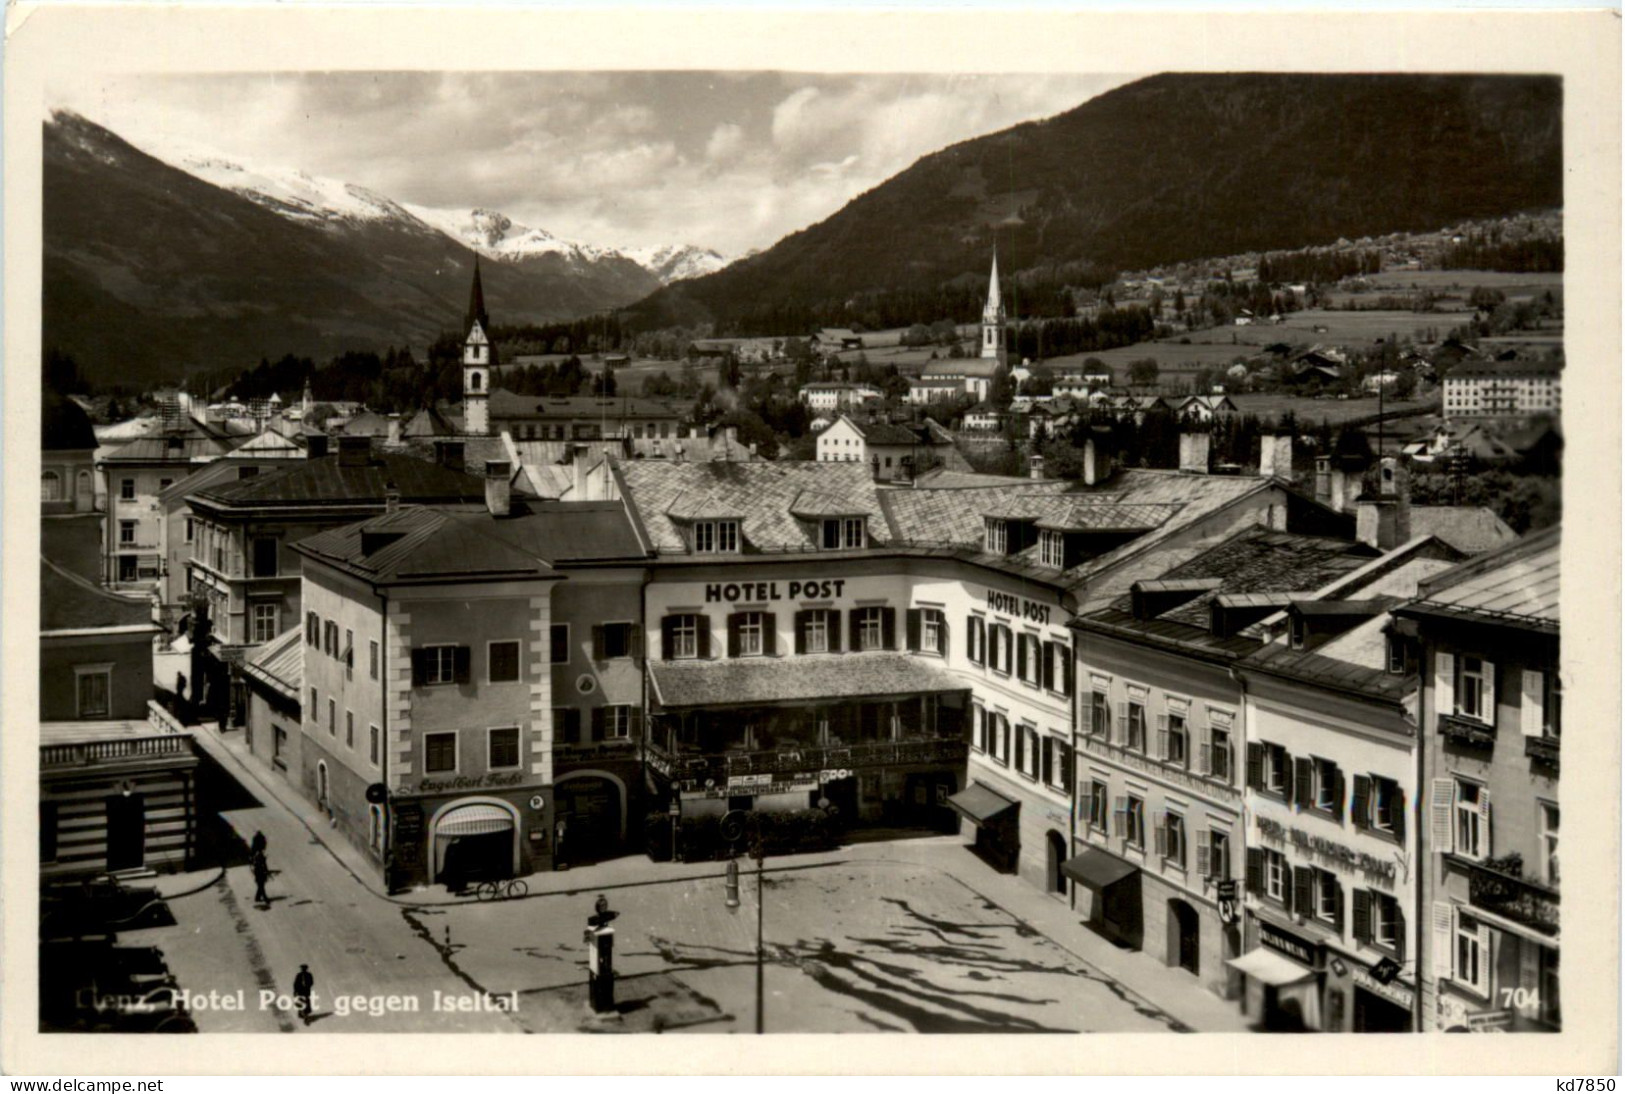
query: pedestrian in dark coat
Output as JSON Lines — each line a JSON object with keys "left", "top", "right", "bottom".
{"left": 250, "top": 831, "right": 267, "bottom": 859}
{"left": 292, "top": 965, "right": 314, "bottom": 1025}
{"left": 252, "top": 851, "right": 271, "bottom": 905}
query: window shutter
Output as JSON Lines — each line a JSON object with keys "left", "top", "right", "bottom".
{"left": 1156, "top": 714, "right": 1169, "bottom": 760}
{"left": 590, "top": 706, "right": 606, "bottom": 742}
{"left": 1112, "top": 797, "right": 1126, "bottom": 838}
{"left": 906, "top": 609, "right": 922, "bottom": 652}
{"left": 1246, "top": 742, "right": 1263, "bottom": 790}
{"left": 591, "top": 625, "right": 606, "bottom": 662}
{"left": 1199, "top": 741, "right": 1211, "bottom": 775}
{"left": 1333, "top": 766, "right": 1346, "bottom": 817}
{"left": 630, "top": 625, "right": 644, "bottom": 660}
{"left": 1294, "top": 757, "right": 1314, "bottom": 809}
{"left": 882, "top": 608, "right": 897, "bottom": 650}
{"left": 1393, "top": 903, "right": 1407, "bottom": 964}
{"left": 1392, "top": 787, "right": 1407, "bottom": 845}
{"left": 1479, "top": 788, "right": 1492, "bottom": 857}
{"left": 849, "top": 611, "right": 862, "bottom": 653}
{"left": 1352, "top": 774, "right": 1371, "bottom": 829}
{"left": 1353, "top": 888, "right": 1371, "bottom": 943}
{"left": 1154, "top": 814, "right": 1167, "bottom": 857}
{"left": 1015, "top": 635, "right": 1028, "bottom": 681}
{"left": 567, "top": 708, "right": 582, "bottom": 744}
{"left": 1060, "top": 651, "right": 1073, "bottom": 696}
{"left": 1430, "top": 778, "right": 1456, "bottom": 855}
{"left": 1481, "top": 660, "right": 1497, "bottom": 723}
{"left": 697, "top": 616, "right": 712, "bottom": 659}
{"left": 761, "top": 613, "right": 777, "bottom": 657}
{"left": 1060, "top": 747, "right": 1073, "bottom": 788}
{"left": 661, "top": 616, "right": 677, "bottom": 662}
{"left": 1115, "top": 703, "right": 1129, "bottom": 746}
{"left": 630, "top": 707, "right": 644, "bottom": 741}
{"left": 1196, "top": 838, "right": 1210, "bottom": 878}
{"left": 967, "top": 617, "right": 983, "bottom": 663}
{"left": 727, "top": 613, "right": 742, "bottom": 659}
{"left": 1015, "top": 726, "right": 1026, "bottom": 772}
{"left": 794, "top": 611, "right": 808, "bottom": 655}
{"left": 1331, "top": 879, "right": 1345, "bottom": 933}
{"left": 453, "top": 646, "right": 471, "bottom": 684}
{"left": 1521, "top": 669, "right": 1545, "bottom": 737}
{"left": 1280, "top": 751, "right": 1295, "bottom": 800}
{"left": 1042, "top": 643, "right": 1056, "bottom": 691}
{"left": 938, "top": 618, "right": 950, "bottom": 658}
{"left": 1293, "top": 866, "right": 1313, "bottom": 917}
{"left": 1245, "top": 848, "right": 1263, "bottom": 894}
{"left": 1432, "top": 904, "right": 1455, "bottom": 978}
{"left": 1041, "top": 739, "right": 1053, "bottom": 785}
{"left": 1436, "top": 651, "right": 1456, "bottom": 718}
{"left": 410, "top": 648, "right": 427, "bottom": 687}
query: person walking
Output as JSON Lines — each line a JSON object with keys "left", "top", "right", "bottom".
{"left": 252, "top": 851, "right": 271, "bottom": 906}
{"left": 292, "top": 965, "right": 314, "bottom": 1025}
{"left": 250, "top": 831, "right": 267, "bottom": 859}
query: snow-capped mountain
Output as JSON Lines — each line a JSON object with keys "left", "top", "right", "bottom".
{"left": 403, "top": 204, "right": 624, "bottom": 267}
{"left": 172, "top": 153, "right": 419, "bottom": 228}
{"left": 618, "top": 243, "right": 731, "bottom": 284}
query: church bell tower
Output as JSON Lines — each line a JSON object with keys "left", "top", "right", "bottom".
{"left": 981, "top": 250, "right": 1005, "bottom": 362}
{"left": 463, "top": 258, "right": 491, "bottom": 436}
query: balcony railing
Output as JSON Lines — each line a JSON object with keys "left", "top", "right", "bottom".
{"left": 1438, "top": 712, "right": 1496, "bottom": 748}
{"left": 1525, "top": 734, "right": 1560, "bottom": 772}
{"left": 41, "top": 735, "right": 192, "bottom": 769}
{"left": 648, "top": 736, "right": 967, "bottom": 783}
{"left": 1467, "top": 859, "right": 1559, "bottom": 937}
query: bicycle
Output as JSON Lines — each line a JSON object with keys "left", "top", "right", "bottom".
{"left": 474, "top": 878, "right": 528, "bottom": 902}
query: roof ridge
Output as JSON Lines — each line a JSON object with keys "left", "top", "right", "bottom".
{"left": 41, "top": 554, "right": 151, "bottom": 607}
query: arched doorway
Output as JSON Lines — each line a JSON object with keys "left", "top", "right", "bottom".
{"left": 555, "top": 771, "right": 626, "bottom": 864}
{"left": 1169, "top": 898, "right": 1200, "bottom": 975}
{"left": 430, "top": 798, "right": 520, "bottom": 886}
{"left": 1046, "top": 830, "right": 1068, "bottom": 895}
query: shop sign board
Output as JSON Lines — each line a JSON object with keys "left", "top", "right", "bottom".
{"left": 416, "top": 772, "right": 526, "bottom": 795}
{"left": 1351, "top": 964, "right": 1414, "bottom": 1010}
{"left": 1257, "top": 815, "right": 1398, "bottom": 883}
{"left": 1259, "top": 920, "right": 1317, "bottom": 966}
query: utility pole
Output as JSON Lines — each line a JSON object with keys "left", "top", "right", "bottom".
{"left": 754, "top": 841, "right": 765, "bottom": 1035}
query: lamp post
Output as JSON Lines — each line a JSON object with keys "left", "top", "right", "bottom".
{"left": 724, "top": 841, "right": 766, "bottom": 1034}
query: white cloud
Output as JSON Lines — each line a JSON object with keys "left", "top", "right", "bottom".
{"left": 705, "top": 122, "right": 745, "bottom": 163}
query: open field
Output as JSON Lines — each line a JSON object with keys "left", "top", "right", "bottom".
{"left": 1353, "top": 269, "right": 1563, "bottom": 296}
{"left": 1230, "top": 393, "right": 1439, "bottom": 427}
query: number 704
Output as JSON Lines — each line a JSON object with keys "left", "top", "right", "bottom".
{"left": 1500, "top": 987, "right": 1540, "bottom": 1008}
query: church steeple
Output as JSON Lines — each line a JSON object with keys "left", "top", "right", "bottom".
{"left": 980, "top": 249, "right": 1005, "bottom": 361}
{"left": 465, "top": 255, "right": 490, "bottom": 338}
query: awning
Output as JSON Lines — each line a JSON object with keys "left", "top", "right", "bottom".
{"left": 1061, "top": 847, "right": 1140, "bottom": 890}
{"left": 946, "top": 782, "right": 1018, "bottom": 825}
{"left": 649, "top": 653, "right": 968, "bottom": 709}
{"left": 434, "top": 804, "right": 515, "bottom": 838}
{"left": 1227, "top": 947, "right": 1317, "bottom": 987}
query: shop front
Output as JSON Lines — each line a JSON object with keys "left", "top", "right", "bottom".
{"left": 387, "top": 781, "right": 554, "bottom": 891}
{"left": 1062, "top": 847, "right": 1142, "bottom": 947}
{"left": 1230, "top": 917, "right": 1325, "bottom": 1031}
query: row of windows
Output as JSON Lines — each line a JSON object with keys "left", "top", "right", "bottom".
{"left": 965, "top": 617, "right": 1072, "bottom": 695}
{"left": 1247, "top": 848, "right": 1405, "bottom": 958}
{"left": 682, "top": 517, "right": 868, "bottom": 553}
{"left": 306, "top": 612, "right": 376, "bottom": 682}
{"left": 1084, "top": 692, "right": 1233, "bottom": 783}
{"left": 423, "top": 727, "right": 520, "bottom": 774}
{"left": 1080, "top": 781, "right": 1234, "bottom": 881}
{"left": 969, "top": 706, "right": 1069, "bottom": 788}
{"left": 1248, "top": 741, "right": 1404, "bottom": 838}
{"left": 659, "top": 607, "right": 941, "bottom": 660}
{"left": 304, "top": 688, "right": 381, "bottom": 766}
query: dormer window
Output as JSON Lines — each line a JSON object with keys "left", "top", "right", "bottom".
{"left": 821, "top": 518, "right": 866, "bottom": 549}
{"left": 985, "top": 519, "right": 1008, "bottom": 554}
{"left": 1039, "top": 529, "right": 1065, "bottom": 568}
{"left": 694, "top": 519, "right": 740, "bottom": 554}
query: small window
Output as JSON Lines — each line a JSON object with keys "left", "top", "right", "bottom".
{"left": 1085, "top": 780, "right": 1109, "bottom": 831}
{"left": 1123, "top": 795, "right": 1145, "bottom": 850}
{"left": 370, "top": 640, "right": 379, "bottom": 681}
{"left": 1039, "top": 529, "right": 1065, "bottom": 568}
{"left": 309, "top": 687, "right": 318, "bottom": 720}
{"left": 736, "top": 612, "right": 766, "bottom": 657}
{"left": 424, "top": 732, "right": 458, "bottom": 774}
{"left": 1455, "top": 912, "right": 1488, "bottom": 995}
{"left": 1164, "top": 712, "right": 1188, "bottom": 768}
{"left": 855, "top": 607, "right": 885, "bottom": 652}
{"left": 1208, "top": 727, "right": 1232, "bottom": 783}
{"left": 669, "top": 614, "right": 700, "bottom": 660}
{"left": 1264, "top": 848, "right": 1287, "bottom": 903}
{"left": 842, "top": 518, "right": 865, "bottom": 549}
{"left": 1370, "top": 775, "right": 1401, "bottom": 834}
{"left": 605, "top": 706, "right": 632, "bottom": 740}
{"left": 1370, "top": 890, "right": 1400, "bottom": 951}
{"left": 119, "top": 521, "right": 136, "bottom": 546}
{"left": 694, "top": 520, "right": 740, "bottom": 554}
{"left": 489, "top": 640, "right": 521, "bottom": 683}
{"left": 803, "top": 610, "right": 831, "bottom": 654}
{"left": 1208, "top": 830, "right": 1231, "bottom": 881}
{"left": 601, "top": 623, "right": 633, "bottom": 660}
{"left": 42, "top": 470, "right": 61, "bottom": 501}
{"left": 1019, "top": 634, "right": 1043, "bottom": 687}
{"left": 252, "top": 537, "right": 279, "bottom": 578}
{"left": 1386, "top": 634, "right": 1407, "bottom": 675}
{"left": 985, "top": 519, "right": 1008, "bottom": 554}
{"left": 550, "top": 624, "right": 570, "bottom": 664}
{"left": 488, "top": 727, "right": 520, "bottom": 769}
{"left": 1126, "top": 701, "right": 1147, "bottom": 753}
{"left": 1262, "top": 742, "right": 1289, "bottom": 795}
{"left": 1289, "top": 614, "right": 1306, "bottom": 650}
{"left": 75, "top": 667, "right": 111, "bottom": 719}
{"left": 185, "top": 518, "right": 194, "bottom": 544}
{"left": 1089, "top": 691, "right": 1111, "bottom": 737}
{"left": 251, "top": 602, "right": 279, "bottom": 644}
{"left": 1315, "top": 869, "right": 1339, "bottom": 924}
{"left": 328, "top": 698, "right": 336, "bottom": 736}
{"left": 120, "top": 479, "right": 136, "bottom": 501}
{"left": 422, "top": 646, "right": 457, "bottom": 685}
{"left": 345, "top": 711, "right": 354, "bottom": 749}
{"left": 920, "top": 609, "right": 944, "bottom": 655}
{"left": 1541, "top": 802, "right": 1559, "bottom": 887}
{"left": 369, "top": 724, "right": 380, "bottom": 766}
{"left": 1455, "top": 780, "right": 1485, "bottom": 860}
{"left": 1457, "top": 655, "right": 1490, "bottom": 720}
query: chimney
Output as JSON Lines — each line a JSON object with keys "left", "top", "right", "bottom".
{"left": 1178, "top": 432, "right": 1211, "bottom": 474}
{"left": 484, "top": 460, "right": 512, "bottom": 517}
{"left": 1330, "top": 462, "right": 1352, "bottom": 513}
{"left": 386, "top": 413, "right": 402, "bottom": 447}
{"left": 1082, "top": 439, "right": 1100, "bottom": 487}
{"left": 1260, "top": 435, "right": 1293, "bottom": 478}
{"left": 690, "top": 427, "right": 699, "bottom": 440}
{"left": 1029, "top": 454, "right": 1046, "bottom": 480}
{"left": 1356, "top": 457, "right": 1411, "bottom": 550}
{"left": 1314, "top": 455, "right": 1331, "bottom": 502}
{"left": 338, "top": 435, "right": 371, "bottom": 467}
{"left": 306, "top": 433, "right": 329, "bottom": 459}
{"left": 384, "top": 480, "right": 400, "bottom": 514}
{"left": 747, "top": 442, "right": 758, "bottom": 458}
{"left": 572, "top": 443, "right": 591, "bottom": 499}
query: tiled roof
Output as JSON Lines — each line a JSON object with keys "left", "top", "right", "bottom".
{"left": 922, "top": 358, "right": 1000, "bottom": 379}
{"left": 243, "top": 626, "right": 303, "bottom": 701}
{"left": 1450, "top": 358, "right": 1563, "bottom": 379}
{"left": 980, "top": 497, "right": 1181, "bottom": 533}
{"left": 487, "top": 390, "right": 682, "bottom": 420}
{"left": 231, "top": 429, "right": 306, "bottom": 456}
{"left": 1405, "top": 525, "right": 1559, "bottom": 628}
{"left": 41, "top": 557, "right": 156, "bottom": 633}
{"left": 882, "top": 480, "right": 1073, "bottom": 546}
{"left": 100, "top": 428, "right": 233, "bottom": 464}
{"left": 616, "top": 460, "right": 889, "bottom": 554}
{"left": 157, "top": 457, "right": 301, "bottom": 508}
{"left": 1409, "top": 507, "right": 1518, "bottom": 555}
{"left": 1238, "top": 639, "right": 1407, "bottom": 701}
{"left": 295, "top": 499, "right": 646, "bottom": 584}
{"left": 192, "top": 452, "right": 488, "bottom": 508}
{"left": 338, "top": 410, "right": 394, "bottom": 438}
{"left": 649, "top": 653, "right": 965, "bottom": 708}
{"left": 910, "top": 469, "right": 1036, "bottom": 489}
{"left": 846, "top": 417, "right": 951, "bottom": 447}
{"left": 402, "top": 404, "right": 458, "bottom": 438}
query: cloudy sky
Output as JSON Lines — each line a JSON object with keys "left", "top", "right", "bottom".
{"left": 54, "top": 71, "right": 1132, "bottom": 255}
